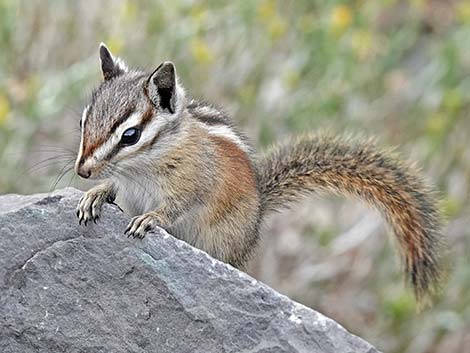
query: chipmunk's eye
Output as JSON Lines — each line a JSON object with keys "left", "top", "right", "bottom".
{"left": 120, "top": 127, "right": 141, "bottom": 146}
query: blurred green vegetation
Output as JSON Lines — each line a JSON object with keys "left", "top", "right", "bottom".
{"left": 0, "top": 1, "right": 469, "bottom": 352}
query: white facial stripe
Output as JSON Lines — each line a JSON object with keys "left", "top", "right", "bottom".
{"left": 136, "top": 111, "right": 168, "bottom": 147}
{"left": 90, "top": 108, "right": 172, "bottom": 163}
{"left": 81, "top": 105, "right": 90, "bottom": 127}
{"left": 76, "top": 105, "right": 90, "bottom": 163}
{"left": 198, "top": 122, "right": 248, "bottom": 153}
{"left": 88, "top": 82, "right": 186, "bottom": 163}
{"left": 92, "top": 111, "right": 144, "bottom": 161}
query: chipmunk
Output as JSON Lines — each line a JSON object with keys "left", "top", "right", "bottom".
{"left": 75, "top": 43, "right": 445, "bottom": 304}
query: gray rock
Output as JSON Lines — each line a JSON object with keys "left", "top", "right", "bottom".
{"left": 0, "top": 188, "right": 381, "bottom": 353}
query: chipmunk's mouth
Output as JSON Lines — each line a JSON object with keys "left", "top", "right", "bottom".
{"left": 75, "top": 157, "right": 106, "bottom": 180}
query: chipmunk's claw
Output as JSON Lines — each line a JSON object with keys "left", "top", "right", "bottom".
{"left": 125, "top": 212, "right": 161, "bottom": 239}
{"left": 76, "top": 188, "right": 108, "bottom": 227}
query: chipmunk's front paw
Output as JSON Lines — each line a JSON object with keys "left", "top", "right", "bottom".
{"left": 76, "top": 189, "right": 108, "bottom": 226}
{"left": 125, "top": 212, "right": 162, "bottom": 239}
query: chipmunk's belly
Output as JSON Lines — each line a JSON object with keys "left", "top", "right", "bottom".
{"left": 168, "top": 206, "right": 205, "bottom": 244}
{"left": 113, "top": 176, "right": 163, "bottom": 216}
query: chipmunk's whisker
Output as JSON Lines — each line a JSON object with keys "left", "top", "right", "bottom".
{"left": 50, "top": 160, "right": 75, "bottom": 191}
{"left": 24, "top": 155, "right": 75, "bottom": 175}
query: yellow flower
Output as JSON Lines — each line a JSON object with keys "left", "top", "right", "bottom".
{"left": 410, "top": 0, "right": 426, "bottom": 10}
{"left": 27, "top": 74, "right": 40, "bottom": 95}
{"left": 120, "top": 1, "right": 137, "bottom": 24}
{"left": 190, "top": 6, "right": 208, "bottom": 25}
{"left": 0, "top": 95, "right": 11, "bottom": 125}
{"left": 442, "top": 88, "right": 463, "bottom": 112}
{"left": 442, "top": 197, "right": 461, "bottom": 218}
{"left": 257, "top": 0, "right": 287, "bottom": 39}
{"left": 351, "top": 30, "right": 373, "bottom": 60}
{"left": 330, "top": 5, "right": 352, "bottom": 34}
{"left": 299, "top": 14, "right": 316, "bottom": 33}
{"left": 257, "top": 0, "right": 276, "bottom": 22}
{"left": 268, "top": 15, "right": 288, "bottom": 39}
{"left": 426, "top": 113, "right": 447, "bottom": 136}
{"left": 457, "top": 2, "right": 470, "bottom": 24}
{"left": 238, "top": 84, "right": 256, "bottom": 105}
{"left": 106, "top": 37, "right": 124, "bottom": 54}
{"left": 190, "top": 38, "right": 214, "bottom": 65}
{"left": 283, "top": 70, "right": 300, "bottom": 89}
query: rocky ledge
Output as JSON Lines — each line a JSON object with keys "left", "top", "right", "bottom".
{"left": 0, "top": 188, "right": 380, "bottom": 353}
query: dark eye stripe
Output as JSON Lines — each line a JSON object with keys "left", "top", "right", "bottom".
{"left": 101, "top": 106, "right": 155, "bottom": 161}
{"left": 108, "top": 105, "right": 136, "bottom": 137}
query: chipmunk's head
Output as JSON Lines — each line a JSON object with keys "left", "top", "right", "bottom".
{"left": 75, "top": 43, "right": 186, "bottom": 180}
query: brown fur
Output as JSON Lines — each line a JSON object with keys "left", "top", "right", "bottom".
{"left": 82, "top": 135, "right": 106, "bottom": 161}
{"left": 258, "top": 134, "right": 445, "bottom": 305}
{"left": 207, "top": 135, "right": 258, "bottom": 225}
{"left": 144, "top": 123, "right": 260, "bottom": 267}
{"left": 77, "top": 51, "right": 445, "bottom": 306}
{"left": 81, "top": 105, "right": 137, "bottom": 160}
{"left": 79, "top": 102, "right": 445, "bottom": 306}
{"left": 201, "top": 134, "right": 260, "bottom": 266}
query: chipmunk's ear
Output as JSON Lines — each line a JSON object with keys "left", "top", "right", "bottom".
{"left": 146, "top": 62, "right": 181, "bottom": 114}
{"left": 99, "top": 43, "right": 128, "bottom": 81}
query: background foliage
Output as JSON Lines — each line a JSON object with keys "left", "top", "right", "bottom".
{"left": 0, "top": 1, "right": 469, "bottom": 352}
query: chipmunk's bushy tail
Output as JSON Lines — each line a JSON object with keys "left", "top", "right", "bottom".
{"left": 258, "top": 134, "right": 446, "bottom": 304}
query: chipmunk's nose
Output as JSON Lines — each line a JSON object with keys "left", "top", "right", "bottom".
{"left": 76, "top": 159, "right": 91, "bottom": 179}
{"left": 78, "top": 169, "right": 91, "bottom": 179}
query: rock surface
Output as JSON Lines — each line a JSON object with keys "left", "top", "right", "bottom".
{"left": 0, "top": 188, "right": 381, "bottom": 353}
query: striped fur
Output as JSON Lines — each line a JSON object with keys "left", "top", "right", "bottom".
{"left": 258, "top": 134, "right": 446, "bottom": 304}
{"left": 76, "top": 47, "right": 445, "bottom": 304}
